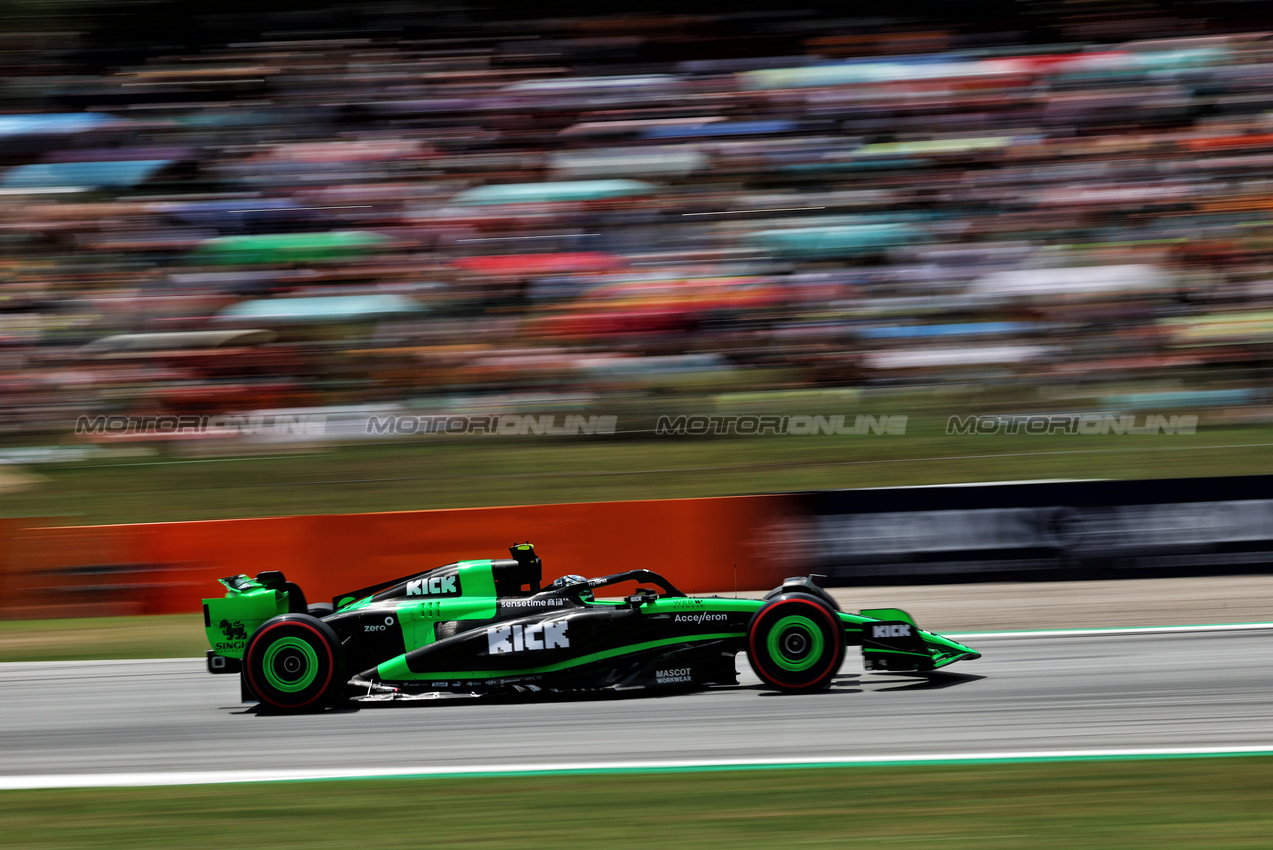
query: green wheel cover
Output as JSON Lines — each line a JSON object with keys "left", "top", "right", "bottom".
{"left": 261, "top": 636, "right": 320, "bottom": 693}
{"left": 766, "top": 614, "right": 824, "bottom": 672}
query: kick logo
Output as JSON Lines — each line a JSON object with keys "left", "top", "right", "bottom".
{"left": 407, "top": 575, "right": 460, "bottom": 596}
{"left": 487, "top": 619, "right": 570, "bottom": 654}
{"left": 872, "top": 624, "right": 912, "bottom": 638}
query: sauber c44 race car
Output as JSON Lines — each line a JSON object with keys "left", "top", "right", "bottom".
{"left": 203, "top": 543, "right": 980, "bottom": 712}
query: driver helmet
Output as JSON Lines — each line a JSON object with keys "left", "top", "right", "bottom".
{"left": 551, "top": 574, "right": 586, "bottom": 589}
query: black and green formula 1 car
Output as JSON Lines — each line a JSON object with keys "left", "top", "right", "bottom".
{"left": 203, "top": 543, "right": 980, "bottom": 712}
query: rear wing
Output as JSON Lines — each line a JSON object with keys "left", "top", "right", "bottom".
{"left": 203, "top": 570, "right": 306, "bottom": 661}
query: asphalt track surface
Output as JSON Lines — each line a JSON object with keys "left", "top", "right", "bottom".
{"left": 3, "top": 628, "right": 1273, "bottom": 785}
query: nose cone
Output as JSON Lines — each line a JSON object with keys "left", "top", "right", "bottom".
{"left": 922, "top": 632, "right": 981, "bottom": 669}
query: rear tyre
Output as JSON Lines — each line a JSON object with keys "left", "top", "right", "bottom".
{"left": 244, "top": 614, "right": 344, "bottom": 712}
{"left": 747, "top": 595, "right": 844, "bottom": 693}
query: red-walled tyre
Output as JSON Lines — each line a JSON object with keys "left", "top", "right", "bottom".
{"left": 747, "top": 594, "right": 845, "bottom": 693}
{"left": 243, "top": 614, "right": 344, "bottom": 712}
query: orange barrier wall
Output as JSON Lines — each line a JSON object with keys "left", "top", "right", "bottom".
{"left": 1, "top": 495, "right": 801, "bottom": 617}
{"left": 7, "top": 522, "right": 158, "bottom": 619}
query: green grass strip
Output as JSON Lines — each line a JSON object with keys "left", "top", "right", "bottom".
{"left": 5, "top": 759, "right": 1273, "bottom": 848}
{"left": 8, "top": 419, "right": 1273, "bottom": 525}
{"left": 0, "top": 614, "right": 206, "bottom": 663}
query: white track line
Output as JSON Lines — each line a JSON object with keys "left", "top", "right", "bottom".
{"left": 7, "top": 748, "right": 1273, "bottom": 789}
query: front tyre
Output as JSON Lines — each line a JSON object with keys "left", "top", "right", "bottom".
{"left": 747, "top": 595, "right": 844, "bottom": 693}
{"left": 243, "top": 614, "right": 344, "bottom": 712}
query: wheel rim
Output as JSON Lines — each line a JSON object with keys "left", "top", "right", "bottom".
{"left": 261, "top": 636, "right": 320, "bottom": 693}
{"left": 766, "top": 615, "right": 824, "bottom": 672}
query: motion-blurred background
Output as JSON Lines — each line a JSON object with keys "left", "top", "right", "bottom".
{"left": 10, "top": 7, "right": 1273, "bottom": 844}
{"left": 5, "top": 0, "right": 1273, "bottom": 443}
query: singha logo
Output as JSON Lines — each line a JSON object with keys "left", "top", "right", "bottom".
{"left": 219, "top": 619, "right": 247, "bottom": 640}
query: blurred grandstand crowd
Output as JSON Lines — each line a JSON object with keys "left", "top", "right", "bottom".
{"left": 4, "top": 2, "right": 1273, "bottom": 438}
